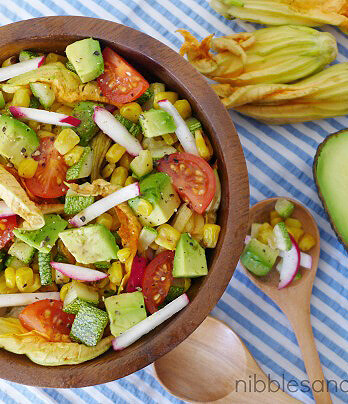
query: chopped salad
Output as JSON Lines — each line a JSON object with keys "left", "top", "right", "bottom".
{"left": 0, "top": 38, "right": 221, "bottom": 365}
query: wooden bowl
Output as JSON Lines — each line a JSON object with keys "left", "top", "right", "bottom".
{"left": 0, "top": 16, "right": 249, "bottom": 387}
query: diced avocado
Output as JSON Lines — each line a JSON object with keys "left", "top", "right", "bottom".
{"left": 65, "top": 61, "right": 76, "bottom": 72}
{"left": 13, "top": 214, "right": 68, "bottom": 254}
{"left": 70, "top": 305, "right": 108, "bottom": 347}
{"left": 138, "top": 226, "right": 158, "bottom": 253}
{"left": 128, "top": 172, "right": 180, "bottom": 226}
{"left": 114, "top": 113, "right": 141, "bottom": 137}
{"left": 63, "top": 281, "right": 99, "bottom": 314}
{"left": 139, "top": 109, "right": 176, "bottom": 138}
{"left": 130, "top": 150, "right": 153, "bottom": 178}
{"left": 72, "top": 101, "right": 101, "bottom": 146}
{"left": 0, "top": 92, "right": 5, "bottom": 109}
{"left": 0, "top": 115, "right": 39, "bottom": 168}
{"left": 5, "top": 256, "right": 25, "bottom": 269}
{"left": 19, "top": 50, "right": 39, "bottom": 62}
{"left": 165, "top": 278, "right": 191, "bottom": 303}
{"left": 149, "top": 145, "right": 176, "bottom": 159}
{"left": 275, "top": 198, "right": 294, "bottom": 219}
{"left": 29, "top": 83, "right": 55, "bottom": 109}
{"left": 136, "top": 88, "right": 153, "bottom": 105}
{"left": 143, "top": 83, "right": 165, "bottom": 110}
{"left": 64, "top": 190, "right": 94, "bottom": 215}
{"left": 59, "top": 224, "right": 119, "bottom": 264}
{"left": 66, "top": 146, "right": 93, "bottom": 180}
{"left": 66, "top": 38, "right": 104, "bottom": 83}
{"left": 104, "top": 291, "right": 147, "bottom": 337}
{"left": 173, "top": 233, "right": 208, "bottom": 278}
{"left": 240, "top": 239, "right": 278, "bottom": 276}
{"left": 38, "top": 251, "right": 53, "bottom": 285}
{"left": 185, "top": 117, "right": 202, "bottom": 133}
{"left": 8, "top": 240, "right": 35, "bottom": 264}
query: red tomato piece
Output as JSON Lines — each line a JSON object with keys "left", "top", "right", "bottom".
{"left": 142, "top": 251, "right": 174, "bottom": 314}
{"left": 0, "top": 216, "right": 17, "bottom": 249}
{"left": 19, "top": 299, "right": 75, "bottom": 341}
{"left": 98, "top": 47, "right": 149, "bottom": 104}
{"left": 24, "top": 137, "right": 69, "bottom": 199}
{"left": 157, "top": 152, "right": 216, "bottom": 214}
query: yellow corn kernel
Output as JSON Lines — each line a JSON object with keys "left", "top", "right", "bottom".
{"left": 41, "top": 124, "right": 53, "bottom": 132}
{"left": 28, "top": 120, "right": 40, "bottom": 132}
{"left": 54, "top": 128, "right": 80, "bottom": 155}
{"left": 119, "top": 153, "right": 133, "bottom": 169}
{"left": 4, "top": 267, "right": 16, "bottom": 289}
{"left": 117, "top": 248, "right": 131, "bottom": 263}
{"left": 203, "top": 224, "right": 221, "bottom": 248}
{"left": 150, "top": 241, "right": 159, "bottom": 250}
{"left": 286, "top": 226, "right": 304, "bottom": 243}
{"left": 257, "top": 223, "right": 274, "bottom": 245}
{"left": 100, "top": 163, "right": 114, "bottom": 179}
{"left": 60, "top": 282, "right": 72, "bottom": 301}
{"left": 270, "top": 217, "right": 283, "bottom": 227}
{"left": 16, "top": 267, "right": 34, "bottom": 292}
{"left": 174, "top": 99, "right": 192, "bottom": 119}
{"left": 154, "top": 92, "right": 179, "bottom": 109}
{"left": 270, "top": 210, "right": 280, "bottom": 220}
{"left": 298, "top": 233, "right": 316, "bottom": 251}
{"left": 108, "top": 262, "right": 123, "bottom": 285}
{"left": 155, "top": 224, "right": 181, "bottom": 250}
{"left": 55, "top": 105, "right": 73, "bottom": 116}
{"left": 25, "top": 274, "right": 42, "bottom": 293}
{"left": 64, "top": 145, "right": 84, "bottom": 166}
{"left": 17, "top": 158, "right": 38, "bottom": 179}
{"left": 162, "top": 133, "right": 177, "bottom": 145}
{"left": 2, "top": 56, "right": 17, "bottom": 67}
{"left": 134, "top": 198, "right": 153, "bottom": 217}
{"left": 37, "top": 130, "right": 55, "bottom": 139}
{"left": 96, "top": 213, "right": 113, "bottom": 230}
{"left": 106, "top": 143, "right": 126, "bottom": 164}
{"left": 285, "top": 218, "right": 302, "bottom": 228}
{"left": 125, "top": 176, "right": 136, "bottom": 186}
{"left": 45, "top": 53, "right": 67, "bottom": 64}
{"left": 12, "top": 88, "right": 31, "bottom": 108}
{"left": 120, "top": 102, "right": 143, "bottom": 123}
{"left": 193, "top": 213, "right": 205, "bottom": 236}
{"left": 195, "top": 130, "right": 213, "bottom": 160}
{"left": 111, "top": 166, "right": 128, "bottom": 186}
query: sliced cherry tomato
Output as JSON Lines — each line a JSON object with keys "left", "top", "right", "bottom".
{"left": 126, "top": 255, "right": 147, "bottom": 293}
{"left": 157, "top": 152, "right": 216, "bottom": 214}
{"left": 142, "top": 251, "right": 174, "bottom": 314}
{"left": 0, "top": 216, "right": 17, "bottom": 249}
{"left": 24, "top": 137, "right": 69, "bottom": 199}
{"left": 19, "top": 299, "right": 75, "bottom": 341}
{"left": 98, "top": 47, "right": 149, "bottom": 104}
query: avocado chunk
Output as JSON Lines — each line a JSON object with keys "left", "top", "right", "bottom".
{"left": 59, "top": 224, "right": 119, "bottom": 264}
{"left": 63, "top": 281, "right": 99, "bottom": 314}
{"left": 173, "top": 233, "right": 208, "bottom": 278}
{"left": 139, "top": 109, "right": 176, "bottom": 138}
{"left": 8, "top": 240, "right": 35, "bottom": 265}
{"left": 314, "top": 129, "right": 348, "bottom": 249}
{"left": 240, "top": 239, "right": 278, "bottom": 276}
{"left": 128, "top": 172, "right": 180, "bottom": 226}
{"left": 13, "top": 214, "right": 68, "bottom": 254}
{"left": 104, "top": 291, "right": 147, "bottom": 337}
{"left": 0, "top": 116, "right": 39, "bottom": 167}
{"left": 72, "top": 101, "right": 101, "bottom": 146}
{"left": 65, "top": 38, "right": 104, "bottom": 83}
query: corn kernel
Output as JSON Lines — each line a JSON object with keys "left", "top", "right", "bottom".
{"left": 120, "top": 102, "right": 143, "bottom": 123}
{"left": 154, "top": 92, "right": 179, "bottom": 109}
{"left": 285, "top": 218, "right": 302, "bottom": 228}
{"left": 162, "top": 133, "right": 177, "bottom": 145}
{"left": 18, "top": 158, "right": 38, "bottom": 178}
{"left": 41, "top": 124, "right": 52, "bottom": 132}
{"left": 37, "top": 130, "right": 55, "bottom": 139}
{"left": 270, "top": 210, "right": 280, "bottom": 220}
{"left": 2, "top": 56, "right": 17, "bottom": 67}
{"left": 96, "top": 213, "right": 113, "bottom": 230}
{"left": 119, "top": 153, "right": 133, "bottom": 169}
{"left": 150, "top": 241, "right": 159, "bottom": 250}
{"left": 174, "top": 99, "right": 192, "bottom": 119}
{"left": 102, "top": 163, "right": 116, "bottom": 179}
{"left": 55, "top": 105, "right": 73, "bottom": 116}
{"left": 134, "top": 198, "right": 153, "bottom": 217}
{"left": 60, "top": 282, "right": 72, "bottom": 301}
{"left": 172, "top": 204, "right": 194, "bottom": 232}
{"left": 16, "top": 267, "right": 34, "bottom": 292}
{"left": 106, "top": 143, "right": 126, "bottom": 164}
{"left": 155, "top": 224, "right": 181, "bottom": 250}
{"left": 125, "top": 176, "right": 136, "bottom": 186}
{"left": 50, "top": 102, "right": 63, "bottom": 112}
{"left": 257, "top": 223, "right": 274, "bottom": 245}
{"left": 111, "top": 166, "right": 128, "bottom": 186}
{"left": 298, "top": 233, "right": 316, "bottom": 251}
{"left": 270, "top": 217, "right": 283, "bottom": 227}
{"left": 64, "top": 145, "right": 84, "bottom": 166}
{"left": 4, "top": 267, "right": 16, "bottom": 289}
{"left": 117, "top": 248, "right": 131, "bottom": 263}
{"left": 108, "top": 262, "right": 123, "bottom": 285}
{"left": 25, "top": 274, "right": 41, "bottom": 293}
{"left": 203, "top": 224, "right": 221, "bottom": 248}
{"left": 12, "top": 88, "right": 31, "bottom": 108}
{"left": 54, "top": 128, "right": 80, "bottom": 155}
{"left": 193, "top": 213, "right": 205, "bottom": 236}
{"left": 195, "top": 130, "right": 213, "bottom": 160}
{"left": 28, "top": 120, "right": 40, "bottom": 132}
{"left": 45, "top": 53, "right": 67, "bottom": 64}
{"left": 286, "top": 226, "right": 304, "bottom": 243}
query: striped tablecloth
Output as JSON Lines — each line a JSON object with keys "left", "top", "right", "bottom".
{"left": 0, "top": 1, "right": 347, "bottom": 403}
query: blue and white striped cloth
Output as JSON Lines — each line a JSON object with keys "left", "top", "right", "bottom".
{"left": 0, "top": 1, "right": 347, "bottom": 403}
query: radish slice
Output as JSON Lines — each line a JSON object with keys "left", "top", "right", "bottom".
{"left": 0, "top": 56, "right": 45, "bottom": 82}
{"left": 0, "top": 201, "right": 15, "bottom": 218}
{"left": 93, "top": 106, "right": 142, "bottom": 156}
{"left": 157, "top": 99, "right": 198, "bottom": 156}
{"left": 0, "top": 292, "right": 60, "bottom": 307}
{"left": 69, "top": 182, "right": 140, "bottom": 227}
{"left": 279, "top": 250, "right": 312, "bottom": 269}
{"left": 112, "top": 293, "right": 189, "bottom": 351}
{"left": 50, "top": 262, "right": 108, "bottom": 282}
{"left": 9, "top": 107, "right": 81, "bottom": 127}
{"left": 278, "top": 235, "right": 300, "bottom": 289}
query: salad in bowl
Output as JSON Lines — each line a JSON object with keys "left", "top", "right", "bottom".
{"left": 0, "top": 37, "right": 221, "bottom": 366}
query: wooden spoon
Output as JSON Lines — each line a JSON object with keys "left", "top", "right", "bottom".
{"left": 154, "top": 316, "right": 299, "bottom": 403}
{"left": 241, "top": 197, "right": 331, "bottom": 404}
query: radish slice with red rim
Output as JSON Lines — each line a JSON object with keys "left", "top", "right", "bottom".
{"left": 9, "top": 107, "right": 81, "bottom": 127}
{"left": 50, "top": 262, "right": 108, "bottom": 282}
{"left": 278, "top": 235, "right": 300, "bottom": 289}
{"left": 0, "top": 292, "right": 60, "bottom": 307}
{"left": 0, "top": 56, "right": 45, "bottom": 82}
{"left": 279, "top": 250, "right": 312, "bottom": 269}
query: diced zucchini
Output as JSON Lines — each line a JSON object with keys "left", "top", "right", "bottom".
{"left": 165, "top": 278, "right": 191, "bottom": 303}
{"left": 5, "top": 256, "right": 25, "bottom": 269}
{"left": 66, "top": 146, "right": 93, "bottom": 180}
{"left": 19, "top": 50, "right": 39, "bottom": 62}
{"left": 94, "top": 261, "right": 111, "bottom": 269}
{"left": 130, "top": 150, "right": 153, "bottom": 178}
{"left": 65, "top": 61, "right": 76, "bottom": 72}
{"left": 63, "top": 281, "right": 99, "bottom": 314}
{"left": 64, "top": 189, "right": 94, "bottom": 215}
{"left": 29, "top": 96, "right": 40, "bottom": 109}
{"left": 136, "top": 88, "right": 153, "bottom": 105}
{"left": 273, "top": 222, "right": 291, "bottom": 251}
{"left": 38, "top": 251, "right": 53, "bottom": 285}
{"left": 72, "top": 101, "right": 101, "bottom": 146}
{"left": 185, "top": 117, "right": 202, "bottom": 133}
{"left": 138, "top": 226, "right": 158, "bottom": 253}
{"left": 275, "top": 198, "right": 295, "bottom": 219}
{"left": 114, "top": 113, "right": 141, "bottom": 137}
{"left": 0, "top": 92, "right": 5, "bottom": 109}
{"left": 29, "top": 83, "right": 55, "bottom": 109}
{"left": 8, "top": 240, "right": 35, "bottom": 264}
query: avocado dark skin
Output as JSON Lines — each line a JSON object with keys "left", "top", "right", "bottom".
{"left": 313, "top": 129, "right": 348, "bottom": 252}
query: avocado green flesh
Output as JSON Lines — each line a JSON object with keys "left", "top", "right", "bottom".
{"left": 240, "top": 239, "right": 278, "bottom": 276}
{"left": 315, "top": 130, "right": 348, "bottom": 246}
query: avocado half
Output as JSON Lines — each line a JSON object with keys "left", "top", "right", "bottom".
{"left": 313, "top": 129, "right": 348, "bottom": 250}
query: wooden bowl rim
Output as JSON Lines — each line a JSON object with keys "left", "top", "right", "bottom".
{"left": 0, "top": 16, "right": 249, "bottom": 387}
